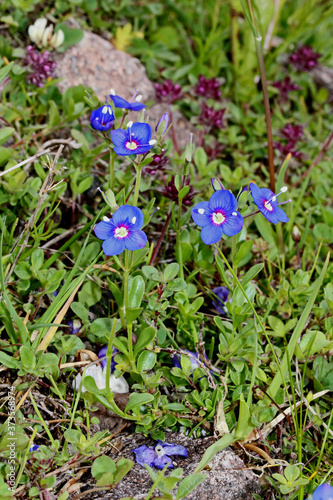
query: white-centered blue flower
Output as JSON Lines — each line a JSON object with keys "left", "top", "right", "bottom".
{"left": 94, "top": 205, "right": 147, "bottom": 256}
{"left": 90, "top": 105, "right": 115, "bottom": 132}
{"left": 191, "top": 190, "right": 243, "bottom": 245}
{"left": 111, "top": 122, "right": 153, "bottom": 156}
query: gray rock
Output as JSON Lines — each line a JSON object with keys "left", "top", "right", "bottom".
{"left": 84, "top": 432, "right": 260, "bottom": 499}
{"left": 55, "top": 31, "right": 195, "bottom": 149}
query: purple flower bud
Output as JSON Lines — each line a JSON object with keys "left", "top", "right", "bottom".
{"left": 155, "top": 80, "right": 183, "bottom": 104}
{"left": 160, "top": 176, "right": 197, "bottom": 206}
{"left": 272, "top": 76, "right": 301, "bottom": 102}
{"left": 289, "top": 45, "right": 321, "bottom": 72}
{"left": 199, "top": 103, "right": 226, "bottom": 130}
{"left": 155, "top": 113, "right": 169, "bottom": 135}
{"left": 212, "top": 286, "right": 231, "bottom": 314}
{"left": 24, "top": 45, "right": 56, "bottom": 87}
{"left": 194, "top": 74, "right": 222, "bottom": 100}
{"left": 68, "top": 319, "right": 82, "bottom": 335}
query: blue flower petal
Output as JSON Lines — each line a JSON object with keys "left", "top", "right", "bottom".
{"left": 261, "top": 209, "right": 279, "bottom": 224}
{"left": 111, "top": 128, "right": 127, "bottom": 147}
{"left": 201, "top": 224, "right": 223, "bottom": 245}
{"left": 222, "top": 212, "right": 244, "bottom": 236}
{"left": 112, "top": 205, "right": 143, "bottom": 227}
{"left": 102, "top": 236, "right": 126, "bottom": 256}
{"left": 125, "top": 230, "right": 147, "bottom": 251}
{"left": 249, "top": 183, "right": 265, "bottom": 206}
{"left": 274, "top": 207, "right": 289, "bottom": 223}
{"left": 312, "top": 484, "right": 333, "bottom": 500}
{"left": 191, "top": 201, "right": 211, "bottom": 227}
{"left": 132, "top": 445, "right": 157, "bottom": 467}
{"left": 208, "top": 190, "right": 237, "bottom": 213}
{"left": 110, "top": 95, "right": 146, "bottom": 111}
{"left": 90, "top": 106, "right": 114, "bottom": 131}
{"left": 128, "top": 101, "right": 146, "bottom": 111}
{"left": 152, "top": 455, "right": 173, "bottom": 469}
{"left": 110, "top": 95, "right": 131, "bottom": 109}
{"left": 94, "top": 220, "right": 114, "bottom": 240}
{"left": 158, "top": 441, "right": 189, "bottom": 457}
{"left": 130, "top": 122, "right": 152, "bottom": 144}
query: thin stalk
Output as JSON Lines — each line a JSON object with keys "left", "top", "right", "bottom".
{"left": 246, "top": 0, "right": 275, "bottom": 192}
{"left": 30, "top": 393, "right": 55, "bottom": 446}
{"left": 133, "top": 164, "right": 143, "bottom": 206}
{"left": 247, "top": 317, "right": 258, "bottom": 406}
{"left": 123, "top": 250, "right": 134, "bottom": 362}
{"left": 176, "top": 198, "right": 184, "bottom": 280}
{"left": 106, "top": 318, "right": 118, "bottom": 401}
{"left": 109, "top": 149, "right": 115, "bottom": 191}
{"left": 14, "top": 427, "right": 38, "bottom": 489}
{"left": 232, "top": 235, "right": 237, "bottom": 290}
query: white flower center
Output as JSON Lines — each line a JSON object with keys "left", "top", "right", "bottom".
{"left": 126, "top": 141, "right": 138, "bottom": 150}
{"left": 264, "top": 200, "right": 273, "bottom": 211}
{"left": 198, "top": 208, "right": 205, "bottom": 215}
{"left": 115, "top": 226, "right": 129, "bottom": 239}
{"left": 155, "top": 445, "right": 165, "bottom": 457}
{"left": 212, "top": 212, "right": 225, "bottom": 225}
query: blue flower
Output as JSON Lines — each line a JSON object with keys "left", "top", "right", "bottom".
{"left": 68, "top": 319, "right": 82, "bottom": 335}
{"left": 94, "top": 205, "right": 147, "bottom": 256}
{"left": 132, "top": 441, "right": 188, "bottom": 469}
{"left": 110, "top": 91, "right": 146, "bottom": 112}
{"left": 111, "top": 122, "right": 153, "bottom": 156}
{"left": 212, "top": 286, "right": 231, "bottom": 315}
{"left": 306, "top": 483, "right": 333, "bottom": 500}
{"left": 29, "top": 444, "right": 39, "bottom": 452}
{"left": 191, "top": 190, "right": 243, "bottom": 245}
{"left": 250, "top": 183, "right": 290, "bottom": 224}
{"left": 98, "top": 346, "right": 118, "bottom": 371}
{"left": 90, "top": 105, "right": 115, "bottom": 132}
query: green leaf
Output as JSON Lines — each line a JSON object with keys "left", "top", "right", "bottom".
{"left": 128, "top": 276, "right": 145, "bottom": 309}
{"left": 125, "top": 307, "right": 143, "bottom": 324}
{"left": 114, "top": 459, "right": 135, "bottom": 485}
{"left": 71, "top": 301, "right": 89, "bottom": 323}
{"left": 96, "top": 472, "right": 114, "bottom": 486}
{"left": 195, "top": 433, "right": 236, "bottom": 472}
{"left": 20, "top": 345, "right": 36, "bottom": 370}
{"left": 164, "top": 262, "right": 179, "bottom": 281}
{"left": 142, "top": 265, "right": 160, "bottom": 281}
{"left": 48, "top": 100, "right": 62, "bottom": 127}
{"left": 92, "top": 456, "right": 116, "bottom": 480}
{"left": 176, "top": 473, "right": 206, "bottom": 499}
{"left": 0, "top": 127, "right": 14, "bottom": 146}
{"left": 125, "top": 393, "right": 154, "bottom": 413}
{"left": 31, "top": 249, "right": 44, "bottom": 270}
{"left": 234, "top": 240, "right": 253, "bottom": 266}
{"left": 234, "top": 395, "right": 252, "bottom": 438}
{"left": 254, "top": 215, "right": 276, "bottom": 247}
{"left": 240, "top": 263, "right": 264, "bottom": 288}
{"left": 0, "top": 350, "right": 19, "bottom": 369}
{"left": 137, "top": 351, "right": 156, "bottom": 372}
{"left": 134, "top": 327, "right": 157, "bottom": 356}
{"left": 284, "top": 465, "right": 300, "bottom": 483}
{"left": 267, "top": 316, "right": 285, "bottom": 337}
{"left": 0, "top": 61, "right": 14, "bottom": 83}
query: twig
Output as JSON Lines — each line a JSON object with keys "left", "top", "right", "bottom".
{"left": 0, "top": 148, "right": 52, "bottom": 177}
{"left": 41, "top": 225, "right": 85, "bottom": 249}
{"left": 5, "top": 145, "right": 64, "bottom": 283}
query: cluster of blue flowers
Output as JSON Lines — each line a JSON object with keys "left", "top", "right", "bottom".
{"left": 91, "top": 92, "right": 291, "bottom": 257}
{"left": 132, "top": 440, "right": 188, "bottom": 469}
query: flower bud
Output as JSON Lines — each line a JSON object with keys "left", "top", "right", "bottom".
{"left": 155, "top": 112, "right": 169, "bottom": 136}
{"left": 292, "top": 225, "right": 301, "bottom": 243}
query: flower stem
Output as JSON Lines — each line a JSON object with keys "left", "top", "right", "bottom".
{"left": 109, "top": 149, "right": 115, "bottom": 191}
{"left": 106, "top": 318, "right": 118, "bottom": 402}
{"left": 123, "top": 250, "right": 134, "bottom": 362}
{"left": 133, "top": 164, "right": 143, "bottom": 206}
{"left": 176, "top": 198, "right": 184, "bottom": 280}
{"left": 245, "top": 0, "right": 275, "bottom": 192}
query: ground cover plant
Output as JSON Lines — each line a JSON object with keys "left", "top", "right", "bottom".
{"left": 0, "top": 0, "right": 333, "bottom": 498}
